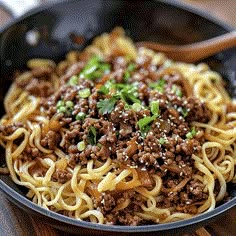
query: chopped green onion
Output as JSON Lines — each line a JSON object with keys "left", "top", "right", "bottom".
{"left": 56, "top": 100, "right": 64, "bottom": 108}
{"left": 186, "top": 127, "right": 197, "bottom": 139}
{"left": 120, "top": 89, "right": 140, "bottom": 105}
{"left": 65, "top": 101, "right": 74, "bottom": 108}
{"left": 68, "top": 75, "right": 78, "bottom": 86}
{"left": 99, "top": 63, "right": 111, "bottom": 73}
{"left": 150, "top": 101, "right": 159, "bottom": 116}
{"left": 172, "top": 85, "right": 183, "bottom": 97}
{"left": 79, "top": 88, "right": 91, "bottom": 98}
{"left": 75, "top": 112, "right": 86, "bottom": 121}
{"left": 58, "top": 106, "right": 67, "bottom": 113}
{"left": 77, "top": 141, "right": 86, "bottom": 151}
{"left": 79, "top": 56, "right": 111, "bottom": 80}
{"left": 132, "top": 103, "right": 143, "bottom": 112}
{"left": 159, "top": 137, "right": 165, "bottom": 145}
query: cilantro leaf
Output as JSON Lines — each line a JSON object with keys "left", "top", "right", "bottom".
{"left": 97, "top": 97, "right": 117, "bottom": 114}
{"left": 120, "top": 89, "right": 140, "bottom": 105}
{"left": 115, "top": 83, "right": 140, "bottom": 105}
{"left": 98, "top": 85, "right": 109, "bottom": 95}
{"left": 87, "top": 126, "right": 97, "bottom": 145}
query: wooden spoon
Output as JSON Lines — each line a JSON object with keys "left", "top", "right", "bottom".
{"left": 136, "top": 31, "right": 236, "bottom": 63}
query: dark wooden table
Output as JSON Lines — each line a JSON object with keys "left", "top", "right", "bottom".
{"left": 0, "top": 1, "right": 236, "bottom": 235}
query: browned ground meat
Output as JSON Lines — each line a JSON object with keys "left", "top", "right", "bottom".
{"left": 25, "top": 78, "right": 54, "bottom": 97}
{"left": 52, "top": 169, "right": 72, "bottom": 184}
{"left": 0, "top": 122, "right": 24, "bottom": 136}
{"left": 41, "top": 130, "right": 61, "bottom": 149}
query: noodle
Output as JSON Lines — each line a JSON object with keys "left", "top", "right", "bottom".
{"left": 0, "top": 27, "right": 235, "bottom": 226}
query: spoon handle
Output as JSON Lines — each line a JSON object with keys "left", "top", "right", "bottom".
{"left": 181, "top": 31, "right": 236, "bottom": 62}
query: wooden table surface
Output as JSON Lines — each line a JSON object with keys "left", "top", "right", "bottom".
{"left": 0, "top": 1, "right": 236, "bottom": 235}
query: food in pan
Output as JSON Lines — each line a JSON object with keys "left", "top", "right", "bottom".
{"left": 0, "top": 28, "right": 235, "bottom": 225}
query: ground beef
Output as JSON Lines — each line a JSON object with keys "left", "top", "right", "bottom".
{"left": 0, "top": 122, "right": 24, "bottom": 136}
{"left": 25, "top": 78, "right": 54, "bottom": 97}
{"left": 52, "top": 169, "right": 72, "bottom": 184}
{"left": 41, "top": 130, "right": 61, "bottom": 149}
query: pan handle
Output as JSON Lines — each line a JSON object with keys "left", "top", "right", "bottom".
{"left": 0, "top": 0, "right": 40, "bottom": 18}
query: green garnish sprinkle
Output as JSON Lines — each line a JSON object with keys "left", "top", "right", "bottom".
{"left": 77, "top": 141, "right": 86, "bottom": 151}
{"left": 79, "top": 88, "right": 91, "bottom": 98}
{"left": 56, "top": 100, "right": 74, "bottom": 115}
{"left": 132, "top": 103, "right": 143, "bottom": 112}
{"left": 68, "top": 75, "right": 78, "bottom": 86}
{"left": 97, "top": 97, "right": 117, "bottom": 115}
{"left": 172, "top": 84, "right": 183, "bottom": 97}
{"left": 79, "top": 56, "right": 111, "bottom": 80}
{"left": 186, "top": 127, "right": 197, "bottom": 139}
{"left": 138, "top": 115, "right": 157, "bottom": 137}
{"left": 159, "top": 137, "right": 166, "bottom": 145}
{"left": 150, "top": 101, "right": 159, "bottom": 116}
{"left": 75, "top": 112, "right": 86, "bottom": 121}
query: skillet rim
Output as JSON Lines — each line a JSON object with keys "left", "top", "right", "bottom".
{"left": 0, "top": 0, "right": 236, "bottom": 233}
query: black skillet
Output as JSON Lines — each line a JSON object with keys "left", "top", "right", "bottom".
{"left": 0, "top": 0, "right": 236, "bottom": 235}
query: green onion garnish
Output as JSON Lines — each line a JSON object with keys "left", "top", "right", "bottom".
{"left": 77, "top": 141, "right": 86, "bottom": 151}
{"left": 79, "top": 88, "right": 91, "bottom": 98}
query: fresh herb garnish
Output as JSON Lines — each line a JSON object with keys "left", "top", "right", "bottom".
{"left": 120, "top": 89, "right": 140, "bottom": 105}
{"left": 138, "top": 115, "right": 157, "bottom": 136}
{"left": 98, "top": 85, "right": 110, "bottom": 95}
{"left": 150, "top": 101, "right": 159, "bottom": 116}
{"left": 56, "top": 100, "right": 74, "bottom": 115}
{"left": 124, "top": 63, "right": 136, "bottom": 82}
{"left": 68, "top": 75, "right": 78, "bottom": 86}
{"left": 115, "top": 83, "right": 140, "bottom": 105}
{"left": 97, "top": 82, "right": 140, "bottom": 114}
{"left": 172, "top": 84, "right": 182, "bottom": 97}
{"left": 149, "top": 78, "right": 166, "bottom": 93}
{"left": 79, "top": 88, "right": 91, "bottom": 98}
{"left": 79, "top": 56, "right": 111, "bottom": 80}
{"left": 98, "top": 80, "right": 116, "bottom": 95}
{"left": 97, "top": 97, "right": 117, "bottom": 115}
{"left": 77, "top": 141, "right": 86, "bottom": 151}
{"left": 75, "top": 112, "right": 86, "bottom": 121}
{"left": 180, "top": 107, "right": 188, "bottom": 117}
{"left": 87, "top": 126, "right": 97, "bottom": 145}
{"left": 159, "top": 137, "right": 166, "bottom": 145}
{"left": 186, "top": 127, "right": 197, "bottom": 139}
{"left": 132, "top": 102, "right": 143, "bottom": 112}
